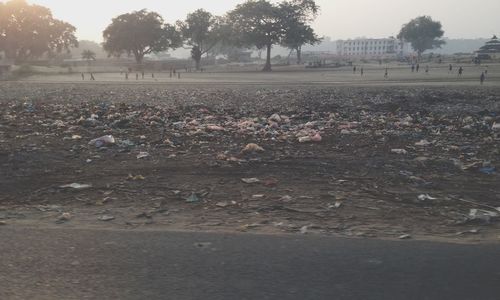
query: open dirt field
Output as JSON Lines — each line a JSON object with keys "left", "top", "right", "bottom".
{"left": 21, "top": 62, "right": 500, "bottom": 86}
{"left": 1, "top": 79, "right": 500, "bottom": 242}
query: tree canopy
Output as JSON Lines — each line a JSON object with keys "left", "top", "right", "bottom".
{"left": 102, "top": 9, "right": 182, "bottom": 65}
{"left": 178, "top": 9, "right": 223, "bottom": 70}
{"left": 398, "top": 16, "right": 445, "bottom": 57}
{"left": 0, "top": 0, "right": 78, "bottom": 63}
{"left": 280, "top": 0, "right": 321, "bottom": 64}
{"left": 227, "top": 0, "right": 320, "bottom": 71}
{"left": 227, "top": 0, "right": 286, "bottom": 71}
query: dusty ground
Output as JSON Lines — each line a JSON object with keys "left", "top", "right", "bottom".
{"left": 1, "top": 82, "right": 500, "bottom": 242}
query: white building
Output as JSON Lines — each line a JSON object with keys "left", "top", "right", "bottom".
{"left": 336, "top": 37, "right": 412, "bottom": 58}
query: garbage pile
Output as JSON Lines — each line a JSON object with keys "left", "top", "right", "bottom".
{"left": 1, "top": 85, "right": 499, "bottom": 238}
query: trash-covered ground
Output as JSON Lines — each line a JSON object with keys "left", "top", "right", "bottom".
{"left": 1, "top": 83, "right": 500, "bottom": 242}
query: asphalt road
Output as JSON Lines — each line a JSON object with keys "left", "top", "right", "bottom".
{"left": 1, "top": 228, "right": 499, "bottom": 300}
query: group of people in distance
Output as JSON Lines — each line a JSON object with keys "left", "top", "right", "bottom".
{"left": 351, "top": 62, "right": 489, "bottom": 84}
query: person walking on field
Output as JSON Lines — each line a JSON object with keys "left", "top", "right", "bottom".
{"left": 81, "top": 73, "right": 85, "bottom": 80}
{"left": 353, "top": 66, "right": 357, "bottom": 74}
{"left": 384, "top": 68, "right": 388, "bottom": 79}
{"left": 458, "top": 67, "right": 463, "bottom": 77}
{"left": 411, "top": 64, "right": 415, "bottom": 72}
{"left": 449, "top": 64, "right": 453, "bottom": 74}
{"left": 416, "top": 64, "right": 420, "bottom": 72}
{"left": 425, "top": 65, "right": 429, "bottom": 74}
{"left": 480, "top": 72, "right": 485, "bottom": 85}
{"left": 360, "top": 67, "right": 364, "bottom": 76}
{"left": 90, "top": 73, "right": 95, "bottom": 81}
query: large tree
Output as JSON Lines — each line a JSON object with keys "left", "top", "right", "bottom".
{"left": 0, "top": 0, "right": 78, "bottom": 63}
{"left": 178, "top": 9, "right": 222, "bottom": 70}
{"left": 102, "top": 10, "right": 182, "bottom": 65}
{"left": 398, "top": 16, "right": 445, "bottom": 58}
{"left": 280, "top": 0, "right": 321, "bottom": 64}
{"left": 227, "top": 0, "right": 286, "bottom": 72}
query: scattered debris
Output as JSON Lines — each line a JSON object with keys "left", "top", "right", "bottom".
{"left": 241, "top": 143, "right": 265, "bottom": 154}
{"left": 391, "top": 149, "right": 408, "bottom": 155}
{"left": 468, "top": 209, "right": 499, "bottom": 224}
{"left": 241, "top": 178, "right": 260, "bottom": 184}
{"left": 60, "top": 183, "right": 92, "bottom": 190}
{"left": 417, "top": 194, "right": 437, "bottom": 202}
{"left": 399, "top": 234, "right": 412, "bottom": 240}
{"left": 127, "top": 174, "right": 145, "bottom": 181}
{"left": 136, "top": 152, "right": 150, "bottom": 159}
{"left": 479, "top": 167, "right": 496, "bottom": 175}
{"left": 89, "top": 135, "right": 115, "bottom": 147}
{"left": 216, "top": 202, "right": 229, "bottom": 208}
{"left": 98, "top": 215, "right": 115, "bottom": 222}
{"left": 186, "top": 193, "right": 200, "bottom": 203}
{"left": 194, "top": 242, "right": 213, "bottom": 249}
{"left": 56, "top": 212, "right": 72, "bottom": 223}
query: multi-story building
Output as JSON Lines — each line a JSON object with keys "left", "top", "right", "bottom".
{"left": 336, "top": 37, "right": 411, "bottom": 58}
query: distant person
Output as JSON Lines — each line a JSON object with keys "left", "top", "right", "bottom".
{"left": 90, "top": 73, "right": 95, "bottom": 81}
{"left": 169, "top": 71, "right": 173, "bottom": 78}
{"left": 448, "top": 64, "right": 453, "bottom": 74}
{"left": 125, "top": 73, "right": 129, "bottom": 80}
{"left": 178, "top": 72, "right": 181, "bottom": 79}
{"left": 353, "top": 66, "right": 357, "bottom": 74}
{"left": 81, "top": 73, "right": 85, "bottom": 80}
{"left": 173, "top": 68, "right": 176, "bottom": 74}
{"left": 136, "top": 73, "right": 139, "bottom": 80}
{"left": 458, "top": 67, "right": 463, "bottom": 77}
{"left": 480, "top": 72, "right": 485, "bottom": 85}
{"left": 485, "top": 66, "right": 488, "bottom": 75}
{"left": 141, "top": 71, "right": 145, "bottom": 79}
{"left": 384, "top": 68, "right": 388, "bottom": 79}
{"left": 411, "top": 64, "right": 415, "bottom": 72}
{"left": 416, "top": 64, "right": 420, "bottom": 72}
{"left": 360, "top": 67, "right": 364, "bottom": 76}
{"left": 425, "top": 65, "right": 429, "bottom": 74}
{"left": 152, "top": 73, "right": 155, "bottom": 78}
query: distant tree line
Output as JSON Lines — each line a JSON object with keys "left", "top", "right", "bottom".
{"left": 102, "top": 0, "right": 322, "bottom": 71}
{"left": 0, "top": 0, "right": 447, "bottom": 70}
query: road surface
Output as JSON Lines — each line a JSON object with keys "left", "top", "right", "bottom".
{"left": 1, "top": 227, "right": 499, "bottom": 300}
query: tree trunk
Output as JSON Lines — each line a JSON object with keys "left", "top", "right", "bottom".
{"left": 262, "top": 44, "right": 272, "bottom": 72}
{"left": 191, "top": 46, "right": 203, "bottom": 71}
{"left": 296, "top": 47, "right": 302, "bottom": 65}
{"left": 134, "top": 53, "right": 144, "bottom": 70}
{"left": 195, "top": 57, "right": 201, "bottom": 71}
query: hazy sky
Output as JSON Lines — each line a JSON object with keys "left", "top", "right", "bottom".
{"left": 29, "top": 0, "right": 500, "bottom": 41}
